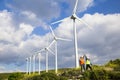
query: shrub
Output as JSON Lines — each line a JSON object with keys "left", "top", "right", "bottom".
{"left": 107, "top": 71, "right": 120, "bottom": 80}
{"left": 93, "top": 70, "right": 108, "bottom": 80}
{"left": 8, "top": 72, "right": 24, "bottom": 80}
{"left": 81, "top": 70, "right": 109, "bottom": 80}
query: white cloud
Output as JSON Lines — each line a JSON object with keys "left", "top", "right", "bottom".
{"left": 21, "top": 11, "right": 36, "bottom": 20}
{"left": 19, "top": 23, "right": 33, "bottom": 36}
{"left": 0, "top": 10, "right": 15, "bottom": 43}
{"left": 7, "top": 0, "right": 60, "bottom": 20}
{"left": 77, "top": 0, "right": 94, "bottom": 12}
{"left": 0, "top": 10, "right": 48, "bottom": 66}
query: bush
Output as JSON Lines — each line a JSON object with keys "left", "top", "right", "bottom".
{"left": 107, "top": 71, "right": 120, "bottom": 80}
{"left": 94, "top": 70, "right": 108, "bottom": 80}
{"left": 81, "top": 70, "right": 109, "bottom": 80}
{"left": 105, "top": 59, "right": 120, "bottom": 71}
{"left": 8, "top": 72, "right": 24, "bottom": 80}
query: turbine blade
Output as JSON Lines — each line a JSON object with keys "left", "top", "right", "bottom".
{"left": 48, "top": 40, "right": 56, "bottom": 48}
{"left": 49, "top": 26, "right": 55, "bottom": 37}
{"left": 47, "top": 48, "right": 55, "bottom": 55}
{"left": 39, "top": 48, "right": 45, "bottom": 53}
{"left": 75, "top": 16, "right": 93, "bottom": 30}
{"left": 73, "top": 0, "right": 79, "bottom": 14}
{"left": 57, "top": 37, "right": 72, "bottom": 41}
{"left": 51, "top": 17, "right": 70, "bottom": 25}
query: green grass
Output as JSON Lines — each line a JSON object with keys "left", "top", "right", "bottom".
{"left": 0, "top": 73, "right": 11, "bottom": 80}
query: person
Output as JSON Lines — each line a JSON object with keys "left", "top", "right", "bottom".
{"left": 86, "top": 58, "right": 92, "bottom": 71}
{"left": 79, "top": 56, "right": 85, "bottom": 72}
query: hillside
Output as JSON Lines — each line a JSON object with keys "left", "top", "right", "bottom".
{"left": 0, "top": 59, "right": 120, "bottom": 80}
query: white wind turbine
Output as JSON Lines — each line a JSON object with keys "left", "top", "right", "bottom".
{"left": 32, "top": 55, "right": 36, "bottom": 74}
{"left": 26, "top": 52, "right": 40, "bottom": 75}
{"left": 40, "top": 44, "right": 55, "bottom": 73}
{"left": 26, "top": 58, "right": 29, "bottom": 74}
{"left": 51, "top": 0, "right": 92, "bottom": 68}
{"left": 28, "top": 56, "right": 32, "bottom": 74}
{"left": 38, "top": 53, "right": 41, "bottom": 74}
{"left": 48, "top": 25, "right": 71, "bottom": 73}
{"left": 34, "top": 52, "right": 42, "bottom": 74}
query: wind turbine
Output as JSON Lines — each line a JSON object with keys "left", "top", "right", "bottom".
{"left": 28, "top": 56, "right": 32, "bottom": 74}
{"left": 38, "top": 53, "right": 41, "bottom": 74}
{"left": 40, "top": 44, "right": 55, "bottom": 73}
{"left": 48, "top": 25, "right": 71, "bottom": 73}
{"left": 51, "top": 0, "right": 92, "bottom": 68}
{"left": 34, "top": 52, "right": 41, "bottom": 74}
{"left": 26, "top": 58, "right": 29, "bottom": 74}
{"left": 32, "top": 55, "right": 36, "bottom": 74}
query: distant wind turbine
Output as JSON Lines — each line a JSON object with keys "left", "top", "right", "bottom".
{"left": 40, "top": 44, "right": 55, "bottom": 73}
{"left": 48, "top": 25, "right": 71, "bottom": 73}
{"left": 32, "top": 55, "right": 36, "bottom": 74}
{"left": 26, "top": 58, "right": 29, "bottom": 74}
{"left": 51, "top": 0, "right": 92, "bottom": 68}
{"left": 38, "top": 53, "right": 41, "bottom": 74}
{"left": 29, "top": 57, "right": 32, "bottom": 74}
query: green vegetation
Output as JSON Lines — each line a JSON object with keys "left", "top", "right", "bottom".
{"left": 8, "top": 72, "right": 24, "bottom": 80}
{"left": 0, "top": 73, "right": 10, "bottom": 80}
{"left": 0, "top": 59, "right": 120, "bottom": 80}
{"left": 105, "top": 59, "right": 120, "bottom": 71}
{"left": 27, "top": 72, "right": 68, "bottom": 80}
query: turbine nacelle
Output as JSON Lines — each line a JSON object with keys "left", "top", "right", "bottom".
{"left": 71, "top": 14, "right": 77, "bottom": 20}
{"left": 54, "top": 37, "right": 57, "bottom": 41}
{"left": 26, "top": 58, "right": 28, "bottom": 61}
{"left": 45, "top": 47, "right": 48, "bottom": 51}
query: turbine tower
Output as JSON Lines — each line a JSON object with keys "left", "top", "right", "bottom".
{"left": 51, "top": 0, "right": 92, "bottom": 68}
{"left": 32, "top": 55, "right": 36, "bottom": 74}
{"left": 38, "top": 53, "right": 41, "bottom": 74}
{"left": 48, "top": 25, "right": 71, "bottom": 73}
{"left": 29, "top": 57, "right": 32, "bottom": 74}
{"left": 26, "top": 58, "right": 29, "bottom": 74}
{"left": 40, "top": 43, "right": 55, "bottom": 73}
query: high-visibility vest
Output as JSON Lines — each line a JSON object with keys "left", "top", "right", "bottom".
{"left": 86, "top": 60, "right": 90, "bottom": 64}
{"left": 79, "top": 58, "right": 85, "bottom": 65}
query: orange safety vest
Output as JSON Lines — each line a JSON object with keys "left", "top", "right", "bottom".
{"left": 79, "top": 58, "right": 85, "bottom": 65}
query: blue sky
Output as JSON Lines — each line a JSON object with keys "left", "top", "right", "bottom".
{"left": 87, "top": 0, "right": 120, "bottom": 14}
{"left": 0, "top": 0, "right": 120, "bottom": 73}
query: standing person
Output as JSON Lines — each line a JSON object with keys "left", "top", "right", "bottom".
{"left": 86, "top": 58, "right": 92, "bottom": 71}
{"left": 79, "top": 56, "right": 85, "bottom": 72}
